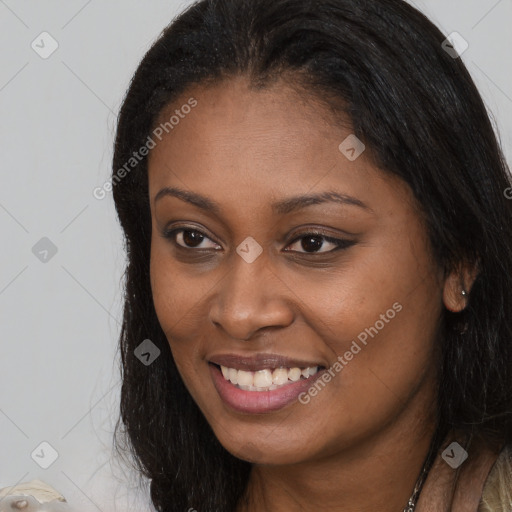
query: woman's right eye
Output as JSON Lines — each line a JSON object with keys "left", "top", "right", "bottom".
{"left": 163, "top": 228, "right": 222, "bottom": 250}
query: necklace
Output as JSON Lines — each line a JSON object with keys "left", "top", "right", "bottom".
{"left": 401, "top": 460, "right": 431, "bottom": 512}
{"left": 401, "top": 425, "right": 446, "bottom": 512}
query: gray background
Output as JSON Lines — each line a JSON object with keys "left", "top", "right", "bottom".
{"left": 0, "top": 0, "right": 510, "bottom": 510}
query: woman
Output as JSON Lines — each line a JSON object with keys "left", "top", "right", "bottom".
{"left": 111, "top": 0, "right": 512, "bottom": 510}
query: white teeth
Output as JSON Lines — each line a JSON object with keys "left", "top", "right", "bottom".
{"left": 254, "top": 369, "right": 273, "bottom": 387}
{"left": 237, "top": 370, "right": 253, "bottom": 386}
{"left": 218, "top": 364, "right": 320, "bottom": 391}
{"left": 288, "top": 368, "right": 301, "bottom": 382}
{"left": 228, "top": 367, "right": 238, "bottom": 385}
{"left": 272, "top": 368, "right": 289, "bottom": 385}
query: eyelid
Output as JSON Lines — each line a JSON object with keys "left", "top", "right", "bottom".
{"left": 162, "top": 224, "right": 355, "bottom": 254}
{"left": 287, "top": 227, "right": 347, "bottom": 243}
{"left": 163, "top": 225, "right": 222, "bottom": 250}
{"left": 163, "top": 221, "right": 220, "bottom": 242}
{"left": 284, "top": 228, "right": 355, "bottom": 253}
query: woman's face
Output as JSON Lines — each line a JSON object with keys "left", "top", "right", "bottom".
{"left": 147, "top": 76, "right": 446, "bottom": 464}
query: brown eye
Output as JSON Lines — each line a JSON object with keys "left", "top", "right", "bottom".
{"left": 164, "top": 228, "right": 221, "bottom": 250}
{"left": 285, "top": 231, "right": 355, "bottom": 254}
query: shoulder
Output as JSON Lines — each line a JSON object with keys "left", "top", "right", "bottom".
{"left": 478, "top": 443, "right": 512, "bottom": 512}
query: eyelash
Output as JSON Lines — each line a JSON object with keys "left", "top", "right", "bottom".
{"left": 162, "top": 226, "right": 355, "bottom": 255}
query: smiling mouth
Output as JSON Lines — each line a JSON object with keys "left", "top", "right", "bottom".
{"left": 210, "top": 363, "right": 325, "bottom": 392}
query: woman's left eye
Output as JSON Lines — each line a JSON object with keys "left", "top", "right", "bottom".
{"left": 284, "top": 232, "right": 355, "bottom": 254}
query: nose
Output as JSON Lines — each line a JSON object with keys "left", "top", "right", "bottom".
{"left": 209, "top": 252, "right": 294, "bottom": 341}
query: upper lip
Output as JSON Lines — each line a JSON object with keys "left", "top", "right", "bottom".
{"left": 209, "top": 353, "right": 325, "bottom": 372}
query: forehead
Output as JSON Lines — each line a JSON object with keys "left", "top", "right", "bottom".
{"left": 147, "top": 76, "right": 413, "bottom": 220}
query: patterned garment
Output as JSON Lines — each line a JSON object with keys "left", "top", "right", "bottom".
{"left": 479, "top": 444, "right": 512, "bottom": 512}
{"left": 0, "top": 480, "right": 73, "bottom": 511}
{"left": 1, "top": 450, "right": 511, "bottom": 511}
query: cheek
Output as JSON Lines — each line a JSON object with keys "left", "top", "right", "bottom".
{"left": 335, "top": 264, "right": 441, "bottom": 420}
{"left": 150, "top": 251, "right": 207, "bottom": 401}
{"left": 319, "top": 298, "right": 440, "bottom": 451}
{"left": 150, "top": 253, "right": 182, "bottom": 334}
{"left": 291, "top": 235, "right": 441, "bottom": 419}
{"left": 149, "top": 243, "right": 207, "bottom": 359}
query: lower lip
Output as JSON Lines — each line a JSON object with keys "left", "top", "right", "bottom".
{"left": 209, "top": 363, "right": 326, "bottom": 414}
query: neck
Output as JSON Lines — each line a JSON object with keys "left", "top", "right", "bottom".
{"left": 237, "top": 384, "right": 438, "bottom": 512}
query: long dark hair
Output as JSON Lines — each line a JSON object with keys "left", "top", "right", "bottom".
{"left": 111, "top": 1, "right": 512, "bottom": 510}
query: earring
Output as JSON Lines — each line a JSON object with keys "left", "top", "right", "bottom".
{"left": 456, "top": 289, "right": 469, "bottom": 334}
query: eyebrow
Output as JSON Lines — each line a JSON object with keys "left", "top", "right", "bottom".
{"left": 154, "top": 186, "right": 374, "bottom": 215}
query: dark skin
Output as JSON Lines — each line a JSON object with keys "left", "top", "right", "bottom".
{"left": 147, "top": 75, "right": 493, "bottom": 511}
